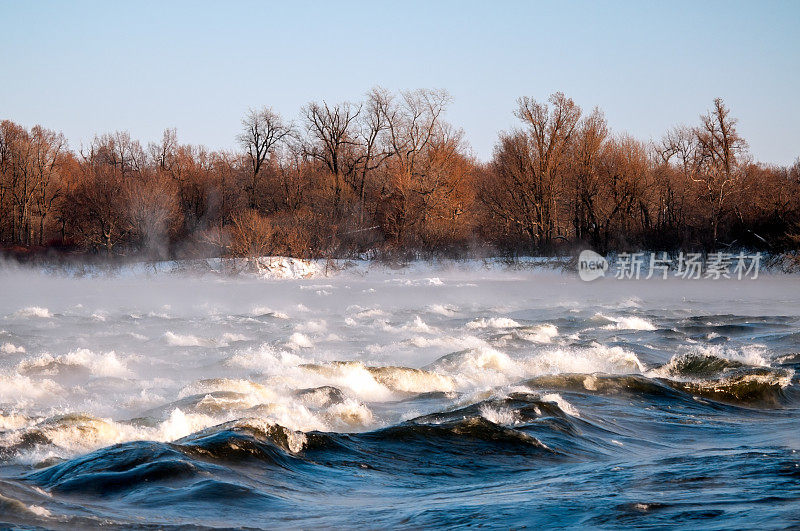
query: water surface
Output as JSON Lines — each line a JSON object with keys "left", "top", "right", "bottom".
{"left": 1, "top": 265, "right": 798, "bottom": 528}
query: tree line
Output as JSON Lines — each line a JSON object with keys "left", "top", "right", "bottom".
{"left": 1, "top": 89, "right": 798, "bottom": 261}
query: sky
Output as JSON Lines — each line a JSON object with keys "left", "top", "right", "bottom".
{"left": 1, "top": 0, "right": 798, "bottom": 165}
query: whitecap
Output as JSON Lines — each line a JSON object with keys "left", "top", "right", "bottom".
{"left": 164, "top": 331, "right": 215, "bottom": 347}
{"left": 1, "top": 343, "right": 25, "bottom": 354}
{"left": 466, "top": 317, "right": 521, "bottom": 329}
{"left": 13, "top": 307, "right": 52, "bottom": 319}
{"left": 597, "top": 314, "right": 656, "bottom": 331}
{"left": 286, "top": 332, "right": 313, "bottom": 350}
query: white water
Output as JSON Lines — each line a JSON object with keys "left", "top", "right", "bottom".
{"left": 1, "top": 260, "right": 798, "bottom": 464}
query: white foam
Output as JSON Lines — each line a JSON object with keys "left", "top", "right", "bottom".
{"left": 286, "top": 332, "right": 313, "bottom": 350}
{"left": 0, "top": 373, "right": 63, "bottom": 405}
{"left": 179, "top": 378, "right": 276, "bottom": 401}
{"left": 26, "top": 505, "right": 51, "bottom": 518}
{"left": 17, "top": 349, "right": 131, "bottom": 378}
{"left": 429, "top": 342, "right": 644, "bottom": 392}
{"left": 296, "top": 320, "right": 327, "bottom": 333}
{"left": 649, "top": 343, "right": 772, "bottom": 380}
{"left": 1, "top": 342, "right": 25, "bottom": 354}
{"left": 220, "top": 332, "right": 249, "bottom": 343}
{"left": 300, "top": 362, "right": 394, "bottom": 402}
{"left": 251, "top": 306, "right": 289, "bottom": 319}
{"left": 526, "top": 343, "right": 645, "bottom": 375}
{"left": 402, "top": 316, "right": 436, "bottom": 333}
{"left": 406, "top": 334, "right": 486, "bottom": 351}
{"left": 370, "top": 366, "right": 456, "bottom": 393}
{"left": 597, "top": 314, "right": 656, "bottom": 331}
{"left": 13, "top": 307, "right": 52, "bottom": 319}
{"left": 541, "top": 393, "right": 580, "bottom": 417}
{"left": 224, "top": 344, "right": 305, "bottom": 371}
{"left": 164, "top": 332, "right": 215, "bottom": 347}
{"left": 325, "top": 400, "right": 374, "bottom": 428}
{"left": 479, "top": 404, "right": 521, "bottom": 426}
{"left": 0, "top": 412, "right": 30, "bottom": 430}
{"left": 353, "top": 308, "right": 386, "bottom": 319}
{"left": 157, "top": 408, "right": 219, "bottom": 441}
{"left": 519, "top": 324, "right": 559, "bottom": 343}
{"left": 428, "top": 304, "right": 457, "bottom": 316}
{"left": 466, "top": 317, "right": 521, "bottom": 329}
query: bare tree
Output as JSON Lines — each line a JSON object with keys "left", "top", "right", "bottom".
{"left": 481, "top": 131, "right": 540, "bottom": 246}
{"left": 655, "top": 126, "right": 700, "bottom": 245}
{"left": 238, "top": 107, "right": 292, "bottom": 209}
{"left": 568, "top": 107, "right": 608, "bottom": 244}
{"left": 352, "top": 87, "right": 392, "bottom": 223}
{"left": 0, "top": 122, "right": 10, "bottom": 242}
{"left": 123, "top": 171, "right": 182, "bottom": 258}
{"left": 482, "top": 92, "right": 581, "bottom": 249}
{"left": 515, "top": 92, "right": 581, "bottom": 244}
{"left": 302, "top": 100, "right": 361, "bottom": 211}
{"left": 0, "top": 121, "right": 31, "bottom": 243}
{"left": 68, "top": 162, "right": 126, "bottom": 253}
{"left": 380, "top": 89, "right": 451, "bottom": 178}
{"left": 30, "top": 126, "right": 66, "bottom": 244}
{"left": 592, "top": 135, "right": 652, "bottom": 251}
{"left": 3, "top": 122, "right": 35, "bottom": 244}
{"left": 149, "top": 128, "right": 178, "bottom": 172}
{"left": 88, "top": 132, "right": 146, "bottom": 177}
{"left": 693, "top": 98, "right": 748, "bottom": 247}
{"left": 376, "top": 88, "right": 454, "bottom": 242}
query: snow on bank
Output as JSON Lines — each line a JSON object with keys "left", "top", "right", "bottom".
{"left": 0, "top": 255, "right": 568, "bottom": 280}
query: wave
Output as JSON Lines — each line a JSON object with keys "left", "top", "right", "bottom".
{"left": 11, "top": 306, "right": 52, "bottom": 319}
{"left": 286, "top": 332, "right": 314, "bottom": 349}
{"left": 0, "top": 373, "right": 63, "bottom": 407}
{"left": 164, "top": 331, "right": 216, "bottom": 347}
{"left": 250, "top": 305, "right": 290, "bottom": 319}
{"left": 367, "top": 366, "right": 456, "bottom": 394}
{"left": 775, "top": 352, "right": 800, "bottom": 368}
{"left": 16, "top": 349, "right": 131, "bottom": 378}
{"left": 1, "top": 342, "right": 25, "bottom": 354}
{"left": 523, "top": 373, "right": 688, "bottom": 401}
{"left": 651, "top": 353, "right": 794, "bottom": 406}
{"left": 428, "top": 304, "right": 458, "bottom": 316}
{"left": 523, "top": 351, "right": 795, "bottom": 407}
{"left": 595, "top": 313, "right": 656, "bottom": 331}
{"left": 175, "top": 378, "right": 374, "bottom": 432}
{"left": 516, "top": 324, "right": 559, "bottom": 343}
{"left": 20, "top": 406, "right": 572, "bottom": 503}
{"left": 22, "top": 391, "right": 574, "bottom": 479}
{"left": 3, "top": 339, "right": 791, "bottom": 468}
{"left": 427, "top": 343, "right": 645, "bottom": 389}
{"left": 466, "top": 317, "right": 521, "bottom": 329}
{"left": 0, "top": 479, "right": 59, "bottom": 528}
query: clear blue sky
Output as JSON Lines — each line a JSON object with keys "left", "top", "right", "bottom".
{"left": 2, "top": 0, "right": 798, "bottom": 164}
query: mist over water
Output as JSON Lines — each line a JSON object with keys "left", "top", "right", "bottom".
{"left": 0, "top": 263, "right": 799, "bottom": 528}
